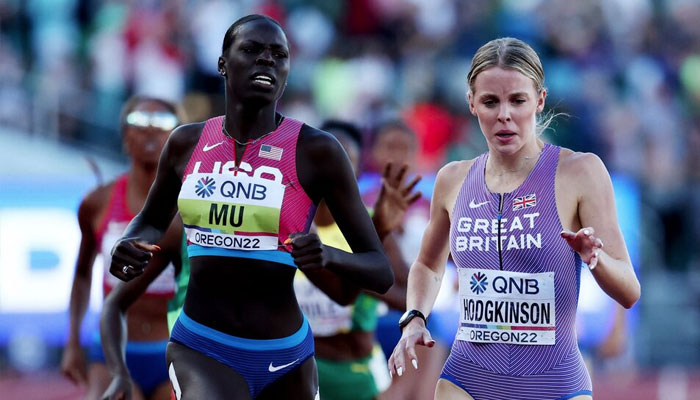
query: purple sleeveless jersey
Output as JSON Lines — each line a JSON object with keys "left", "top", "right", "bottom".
{"left": 440, "top": 144, "right": 593, "bottom": 400}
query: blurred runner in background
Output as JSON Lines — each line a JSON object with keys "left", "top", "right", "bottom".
{"left": 61, "top": 96, "right": 183, "bottom": 400}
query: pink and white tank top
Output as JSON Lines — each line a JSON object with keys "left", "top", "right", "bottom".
{"left": 177, "top": 115, "right": 316, "bottom": 267}
{"left": 97, "top": 175, "right": 176, "bottom": 297}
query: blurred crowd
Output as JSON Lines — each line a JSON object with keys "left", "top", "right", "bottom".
{"left": 2, "top": 0, "right": 700, "bottom": 368}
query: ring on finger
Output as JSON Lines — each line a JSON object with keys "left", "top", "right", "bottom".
{"left": 122, "top": 265, "right": 130, "bottom": 274}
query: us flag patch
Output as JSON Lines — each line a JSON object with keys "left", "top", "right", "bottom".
{"left": 512, "top": 193, "right": 537, "bottom": 211}
{"left": 258, "top": 144, "right": 283, "bottom": 161}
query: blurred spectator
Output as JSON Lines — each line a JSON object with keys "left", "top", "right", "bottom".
{"left": 403, "top": 102, "right": 455, "bottom": 172}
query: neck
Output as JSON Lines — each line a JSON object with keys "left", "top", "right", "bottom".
{"left": 224, "top": 99, "right": 279, "bottom": 142}
{"left": 313, "top": 201, "right": 334, "bottom": 227}
{"left": 486, "top": 140, "right": 544, "bottom": 177}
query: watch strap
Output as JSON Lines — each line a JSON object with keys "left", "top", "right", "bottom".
{"left": 399, "top": 309, "right": 427, "bottom": 331}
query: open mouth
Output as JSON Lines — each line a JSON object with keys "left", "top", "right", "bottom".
{"left": 251, "top": 73, "right": 275, "bottom": 87}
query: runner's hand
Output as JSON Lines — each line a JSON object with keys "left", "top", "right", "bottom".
{"left": 388, "top": 319, "right": 435, "bottom": 378}
{"left": 110, "top": 238, "right": 160, "bottom": 281}
{"left": 287, "top": 233, "right": 328, "bottom": 272}
{"left": 101, "top": 374, "right": 133, "bottom": 400}
{"left": 60, "top": 342, "right": 87, "bottom": 386}
{"left": 372, "top": 163, "right": 422, "bottom": 238}
{"left": 561, "top": 227, "right": 604, "bottom": 269}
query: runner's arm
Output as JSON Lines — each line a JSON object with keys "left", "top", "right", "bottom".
{"left": 367, "top": 233, "right": 408, "bottom": 311}
{"left": 388, "top": 163, "right": 459, "bottom": 375}
{"left": 402, "top": 163, "right": 457, "bottom": 329}
{"left": 101, "top": 217, "right": 182, "bottom": 378}
{"left": 61, "top": 193, "right": 101, "bottom": 384}
{"left": 567, "top": 153, "right": 640, "bottom": 308}
{"left": 305, "top": 162, "right": 418, "bottom": 307}
{"left": 66, "top": 197, "right": 99, "bottom": 348}
{"left": 294, "top": 126, "right": 393, "bottom": 294}
{"left": 301, "top": 269, "right": 360, "bottom": 306}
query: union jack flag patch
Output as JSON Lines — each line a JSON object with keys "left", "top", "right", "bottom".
{"left": 258, "top": 144, "right": 283, "bottom": 161}
{"left": 512, "top": 193, "right": 537, "bottom": 211}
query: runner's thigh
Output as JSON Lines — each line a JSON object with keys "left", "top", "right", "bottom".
{"left": 166, "top": 341, "right": 252, "bottom": 400}
{"left": 435, "top": 378, "right": 475, "bottom": 400}
{"left": 257, "top": 357, "right": 318, "bottom": 400}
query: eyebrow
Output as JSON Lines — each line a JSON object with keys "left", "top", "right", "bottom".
{"left": 478, "top": 91, "right": 530, "bottom": 99}
{"left": 240, "top": 40, "right": 288, "bottom": 50}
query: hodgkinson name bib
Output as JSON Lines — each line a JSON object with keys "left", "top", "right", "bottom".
{"left": 456, "top": 268, "right": 556, "bottom": 345}
{"left": 178, "top": 171, "right": 285, "bottom": 251}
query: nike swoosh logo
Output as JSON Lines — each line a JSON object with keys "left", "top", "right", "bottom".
{"left": 203, "top": 141, "right": 224, "bottom": 152}
{"left": 268, "top": 359, "right": 299, "bottom": 373}
{"left": 469, "top": 199, "right": 489, "bottom": 209}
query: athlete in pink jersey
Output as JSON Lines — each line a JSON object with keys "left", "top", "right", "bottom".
{"left": 61, "top": 96, "right": 183, "bottom": 400}
{"left": 388, "top": 38, "right": 640, "bottom": 400}
{"left": 109, "top": 15, "right": 393, "bottom": 400}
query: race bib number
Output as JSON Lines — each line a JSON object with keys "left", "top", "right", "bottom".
{"left": 178, "top": 172, "right": 284, "bottom": 250}
{"left": 456, "top": 268, "right": 556, "bottom": 345}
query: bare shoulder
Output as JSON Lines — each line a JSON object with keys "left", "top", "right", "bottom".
{"left": 164, "top": 122, "right": 206, "bottom": 178}
{"left": 432, "top": 159, "right": 476, "bottom": 211}
{"left": 78, "top": 180, "right": 116, "bottom": 227}
{"left": 436, "top": 159, "right": 475, "bottom": 187}
{"left": 297, "top": 124, "right": 342, "bottom": 156}
{"left": 168, "top": 122, "right": 205, "bottom": 153}
{"left": 296, "top": 124, "right": 348, "bottom": 175}
{"left": 558, "top": 148, "right": 610, "bottom": 184}
{"left": 80, "top": 180, "right": 115, "bottom": 215}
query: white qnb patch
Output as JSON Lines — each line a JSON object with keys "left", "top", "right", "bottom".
{"left": 179, "top": 168, "right": 285, "bottom": 251}
{"left": 456, "top": 268, "right": 556, "bottom": 345}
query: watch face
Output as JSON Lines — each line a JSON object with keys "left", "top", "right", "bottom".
{"left": 399, "top": 310, "right": 422, "bottom": 329}
{"left": 399, "top": 311, "right": 411, "bottom": 325}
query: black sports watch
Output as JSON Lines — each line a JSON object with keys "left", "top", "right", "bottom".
{"left": 398, "top": 309, "right": 427, "bottom": 332}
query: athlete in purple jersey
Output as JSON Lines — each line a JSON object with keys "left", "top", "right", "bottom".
{"left": 388, "top": 38, "right": 640, "bottom": 400}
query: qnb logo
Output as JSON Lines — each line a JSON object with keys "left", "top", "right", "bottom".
{"left": 195, "top": 176, "right": 216, "bottom": 198}
{"left": 470, "top": 272, "right": 488, "bottom": 294}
